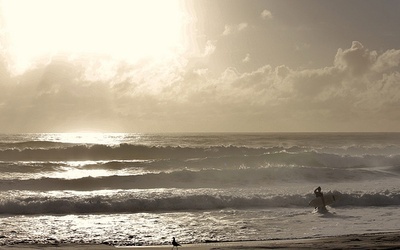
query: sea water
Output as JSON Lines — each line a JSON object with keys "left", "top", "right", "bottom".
{"left": 0, "top": 133, "right": 399, "bottom": 246}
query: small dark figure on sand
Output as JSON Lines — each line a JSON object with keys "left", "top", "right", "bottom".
{"left": 172, "top": 237, "right": 181, "bottom": 249}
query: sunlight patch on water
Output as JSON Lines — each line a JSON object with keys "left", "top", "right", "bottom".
{"left": 35, "top": 133, "right": 139, "bottom": 145}
{"left": 51, "top": 167, "right": 112, "bottom": 179}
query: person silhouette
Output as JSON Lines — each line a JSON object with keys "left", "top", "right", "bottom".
{"left": 172, "top": 237, "right": 181, "bottom": 249}
{"left": 314, "top": 186, "right": 326, "bottom": 209}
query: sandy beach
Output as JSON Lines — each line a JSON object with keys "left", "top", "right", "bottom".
{"left": 2, "top": 231, "right": 400, "bottom": 250}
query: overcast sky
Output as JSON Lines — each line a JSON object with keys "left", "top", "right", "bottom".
{"left": 1, "top": 0, "right": 400, "bottom": 133}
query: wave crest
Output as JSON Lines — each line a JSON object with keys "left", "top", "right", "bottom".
{"left": 1, "top": 190, "right": 399, "bottom": 215}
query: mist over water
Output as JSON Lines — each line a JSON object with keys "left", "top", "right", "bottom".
{"left": 0, "top": 133, "right": 400, "bottom": 245}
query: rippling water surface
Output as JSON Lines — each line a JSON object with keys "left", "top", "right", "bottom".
{"left": 1, "top": 133, "right": 400, "bottom": 245}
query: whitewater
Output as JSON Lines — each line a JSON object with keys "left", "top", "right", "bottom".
{"left": 0, "top": 133, "right": 399, "bottom": 246}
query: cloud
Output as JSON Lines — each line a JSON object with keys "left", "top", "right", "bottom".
{"left": 0, "top": 53, "right": 189, "bottom": 132}
{"left": 0, "top": 41, "right": 400, "bottom": 132}
{"left": 189, "top": 41, "right": 400, "bottom": 131}
{"left": 222, "top": 22, "right": 248, "bottom": 36}
{"left": 372, "top": 49, "right": 400, "bottom": 73}
{"left": 334, "top": 41, "right": 377, "bottom": 76}
{"left": 261, "top": 9, "right": 273, "bottom": 20}
{"left": 0, "top": 60, "right": 120, "bottom": 131}
{"left": 242, "top": 53, "right": 251, "bottom": 63}
{"left": 203, "top": 40, "right": 217, "bottom": 56}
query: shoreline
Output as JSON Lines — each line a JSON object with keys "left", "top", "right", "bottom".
{"left": 2, "top": 231, "right": 400, "bottom": 250}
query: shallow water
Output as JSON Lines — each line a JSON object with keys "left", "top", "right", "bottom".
{"left": 1, "top": 206, "right": 400, "bottom": 246}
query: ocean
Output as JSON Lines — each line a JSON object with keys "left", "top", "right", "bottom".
{"left": 0, "top": 133, "right": 399, "bottom": 246}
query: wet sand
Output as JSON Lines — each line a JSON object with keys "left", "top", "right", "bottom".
{"left": 2, "top": 231, "right": 400, "bottom": 249}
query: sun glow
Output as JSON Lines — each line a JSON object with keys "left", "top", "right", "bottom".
{"left": 1, "top": 0, "right": 188, "bottom": 74}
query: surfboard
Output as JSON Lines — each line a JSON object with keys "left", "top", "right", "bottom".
{"left": 309, "top": 194, "right": 336, "bottom": 208}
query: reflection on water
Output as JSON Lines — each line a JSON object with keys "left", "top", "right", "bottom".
{"left": 1, "top": 207, "right": 400, "bottom": 246}
{"left": 36, "top": 133, "right": 139, "bottom": 145}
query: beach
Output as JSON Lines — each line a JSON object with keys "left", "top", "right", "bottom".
{"left": 2, "top": 231, "right": 400, "bottom": 249}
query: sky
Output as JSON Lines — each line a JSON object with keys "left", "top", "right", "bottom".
{"left": 0, "top": 0, "right": 400, "bottom": 133}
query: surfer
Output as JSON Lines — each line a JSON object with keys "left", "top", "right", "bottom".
{"left": 172, "top": 237, "right": 181, "bottom": 249}
{"left": 314, "top": 186, "right": 326, "bottom": 208}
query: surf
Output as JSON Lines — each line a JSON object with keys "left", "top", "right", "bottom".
{"left": 1, "top": 188, "right": 400, "bottom": 215}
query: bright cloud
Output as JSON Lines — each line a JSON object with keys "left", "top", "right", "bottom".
{"left": 261, "top": 9, "right": 273, "bottom": 19}
{"left": 222, "top": 22, "right": 248, "bottom": 36}
{"left": 1, "top": 41, "right": 400, "bottom": 132}
{"left": 203, "top": 40, "right": 217, "bottom": 56}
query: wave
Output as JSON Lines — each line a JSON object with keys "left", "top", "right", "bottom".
{"left": 1, "top": 190, "right": 399, "bottom": 215}
{"left": 1, "top": 143, "right": 400, "bottom": 168}
{"left": 0, "top": 144, "right": 269, "bottom": 161}
{"left": 0, "top": 165, "right": 398, "bottom": 191}
{"left": 0, "top": 141, "right": 76, "bottom": 150}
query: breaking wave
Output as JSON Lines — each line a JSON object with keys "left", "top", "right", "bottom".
{"left": 1, "top": 141, "right": 400, "bottom": 160}
{"left": 0, "top": 165, "right": 399, "bottom": 191}
{"left": 1, "top": 144, "right": 400, "bottom": 174}
{"left": 1, "top": 190, "right": 399, "bottom": 215}
{"left": 1, "top": 133, "right": 400, "bottom": 216}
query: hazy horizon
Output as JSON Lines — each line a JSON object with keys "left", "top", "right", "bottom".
{"left": 1, "top": 0, "right": 400, "bottom": 133}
